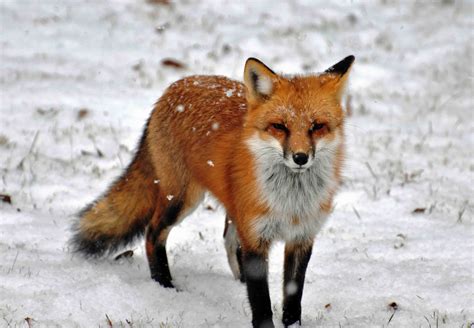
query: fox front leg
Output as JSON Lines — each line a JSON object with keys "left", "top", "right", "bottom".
{"left": 241, "top": 246, "right": 274, "bottom": 328}
{"left": 282, "top": 240, "right": 313, "bottom": 327}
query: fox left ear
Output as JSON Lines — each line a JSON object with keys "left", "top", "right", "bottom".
{"left": 244, "top": 58, "right": 278, "bottom": 102}
{"left": 322, "top": 55, "right": 355, "bottom": 97}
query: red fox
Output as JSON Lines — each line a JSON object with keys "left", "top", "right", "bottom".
{"left": 71, "top": 55, "right": 354, "bottom": 328}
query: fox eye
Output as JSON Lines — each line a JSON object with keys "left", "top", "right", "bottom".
{"left": 309, "top": 122, "right": 325, "bottom": 132}
{"left": 271, "top": 123, "right": 288, "bottom": 131}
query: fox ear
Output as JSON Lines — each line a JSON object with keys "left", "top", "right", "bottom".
{"left": 244, "top": 58, "right": 277, "bottom": 101}
{"left": 322, "top": 55, "right": 355, "bottom": 97}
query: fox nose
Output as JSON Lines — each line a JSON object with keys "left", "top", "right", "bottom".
{"left": 292, "top": 152, "right": 308, "bottom": 166}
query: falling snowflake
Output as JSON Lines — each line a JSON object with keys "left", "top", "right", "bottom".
{"left": 285, "top": 281, "right": 298, "bottom": 295}
{"left": 166, "top": 195, "right": 174, "bottom": 201}
{"left": 207, "top": 160, "right": 215, "bottom": 167}
{"left": 176, "top": 105, "right": 185, "bottom": 113}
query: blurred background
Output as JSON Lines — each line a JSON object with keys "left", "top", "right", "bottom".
{"left": 0, "top": 1, "right": 472, "bottom": 327}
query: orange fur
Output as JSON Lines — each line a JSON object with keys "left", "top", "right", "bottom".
{"left": 143, "top": 73, "right": 347, "bottom": 250}
{"left": 73, "top": 59, "right": 353, "bottom": 252}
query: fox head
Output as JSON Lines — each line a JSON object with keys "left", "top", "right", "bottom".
{"left": 243, "top": 55, "right": 354, "bottom": 173}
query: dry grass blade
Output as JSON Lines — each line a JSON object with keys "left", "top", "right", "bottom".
{"left": 352, "top": 206, "right": 361, "bottom": 220}
{"left": 365, "top": 162, "right": 378, "bottom": 180}
{"left": 387, "top": 312, "right": 395, "bottom": 325}
{"left": 17, "top": 131, "right": 39, "bottom": 170}
{"left": 106, "top": 314, "right": 113, "bottom": 327}
{"left": 424, "top": 316, "right": 432, "bottom": 328}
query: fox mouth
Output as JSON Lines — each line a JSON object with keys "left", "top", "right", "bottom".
{"left": 288, "top": 166, "right": 308, "bottom": 173}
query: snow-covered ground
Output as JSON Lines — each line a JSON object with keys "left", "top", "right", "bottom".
{"left": 0, "top": 1, "right": 472, "bottom": 327}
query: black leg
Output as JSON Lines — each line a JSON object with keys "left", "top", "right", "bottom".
{"left": 148, "top": 243, "right": 174, "bottom": 288}
{"left": 243, "top": 251, "right": 274, "bottom": 328}
{"left": 282, "top": 241, "right": 313, "bottom": 327}
{"left": 145, "top": 201, "right": 183, "bottom": 288}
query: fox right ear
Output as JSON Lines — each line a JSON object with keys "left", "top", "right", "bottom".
{"left": 244, "top": 58, "right": 277, "bottom": 102}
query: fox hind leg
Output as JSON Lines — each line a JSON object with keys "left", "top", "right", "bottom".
{"left": 224, "top": 215, "right": 245, "bottom": 282}
{"left": 145, "top": 182, "right": 204, "bottom": 288}
{"left": 146, "top": 199, "right": 183, "bottom": 288}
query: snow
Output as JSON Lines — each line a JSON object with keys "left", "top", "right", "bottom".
{"left": 0, "top": 1, "right": 473, "bottom": 327}
{"left": 211, "top": 122, "right": 219, "bottom": 131}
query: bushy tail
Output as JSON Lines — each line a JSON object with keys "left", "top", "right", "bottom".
{"left": 70, "top": 130, "right": 158, "bottom": 257}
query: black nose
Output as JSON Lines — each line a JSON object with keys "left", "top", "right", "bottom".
{"left": 292, "top": 152, "right": 308, "bottom": 166}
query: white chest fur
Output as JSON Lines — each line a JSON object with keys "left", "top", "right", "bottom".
{"left": 246, "top": 133, "right": 340, "bottom": 242}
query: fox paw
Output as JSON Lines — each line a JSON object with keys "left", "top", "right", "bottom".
{"left": 151, "top": 275, "right": 174, "bottom": 288}
{"left": 252, "top": 318, "right": 275, "bottom": 328}
{"left": 282, "top": 306, "right": 301, "bottom": 327}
